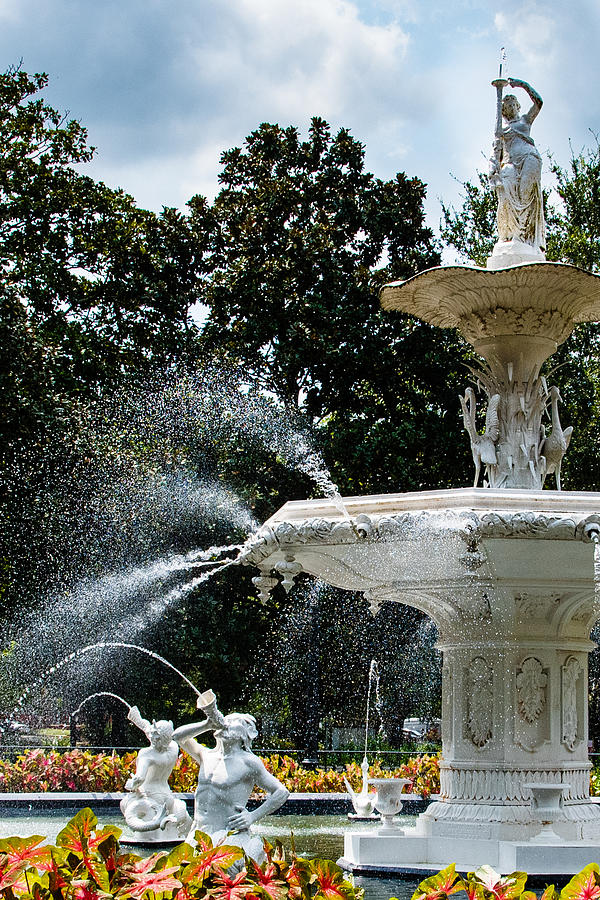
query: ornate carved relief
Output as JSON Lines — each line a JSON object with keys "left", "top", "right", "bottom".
{"left": 517, "top": 657, "right": 547, "bottom": 724}
{"left": 571, "top": 602, "right": 596, "bottom": 624}
{"left": 458, "top": 306, "right": 572, "bottom": 344}
{"left": 453, "top": 592, "right": 492, "bottom": 623}
{"left": 515, "top": 594, "right": 560, "bottom": 619}
{"left": 439, "top": 764, "right": 590, "bottom": 803}
{"left": 562, "top": 656, "right": 582, "bottom": 751}
{"left": 467, "top": 657, "right": 493, "bottom": 748}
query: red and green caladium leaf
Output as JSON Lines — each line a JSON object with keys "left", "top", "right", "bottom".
{"left": 0, "top": 835, "right": 52, "bottom": 872}
{"left": 247, "top": 860, "right": 288, "bottom": 900}
{"left": 165, "top": 844, "right": 194, "bottom": 869}
{"left": 311, "top": 859, "right": 356, "bottom": 900}
{"left": 560, "top": 864, "right": 600, "bottom": 900}
{"left": 210, "top": 867, "right": 251, "bottom": 900}
{"left": 283, "top": 858, "right": 311, "bottom": 900}
{"left": 468, "top": 866, "right": 528, "bottom": 900}
{"left": 55, "top": 808, "right": 118, "bottom": 890}
{"left": 0, "top": 856, "right": 27, "bottom": 892}
{"left": 56, "top": 808, "right": 99, "bottom": 852}
{"left": 411, "top": 864, "right": 464, "bottom": 900}
{"left": 180, "top": 844, "right": 244, "bottom": 886}
{"left": 119, "top": 864, "right": 182, "bottom": 899}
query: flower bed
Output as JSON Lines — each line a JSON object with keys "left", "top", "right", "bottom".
{"left": 0, "top": 749, "right": 441, "bottom": 796}
{"left": 0, "top": 807, "right": 361, "bottom": 900}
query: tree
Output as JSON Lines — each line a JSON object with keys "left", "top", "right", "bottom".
{"left": 0, "top": 65, "right": 213, "bottom": 444}
{"left": 200, "top": 118, "right": 475, "bottom": 495}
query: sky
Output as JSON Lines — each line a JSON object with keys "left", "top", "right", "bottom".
{"left": 1, "top": 0, "right": 599, "bottom": 246}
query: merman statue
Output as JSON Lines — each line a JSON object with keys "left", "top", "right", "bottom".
{"left": 120, "top": 706, "right": 191, "bottom": 841}
{"left": 173, "top": 689, "right": 289, "bottom": 863}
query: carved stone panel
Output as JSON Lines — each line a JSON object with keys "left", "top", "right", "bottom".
{"left": 467, "top": 657, "right": 493, "bottom": 748}
{"left": 517, "top": 657, "right": 547, "bottom": 724}
{"left": 515, "top": 656, "right": 549, "bottom": 752}
{"left": 562, "top": 656, "right": 582, "bottom": 751}
{"left": 515, "top": 594, "right": 560, "bottom": 620}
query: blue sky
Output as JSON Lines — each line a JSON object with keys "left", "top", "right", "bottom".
{"left": 1, "top": 0, "right": 599, "bottom": 249}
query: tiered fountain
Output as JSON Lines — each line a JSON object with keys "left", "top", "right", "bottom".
{"left": 239, "top": 72, "right": 600, "bottom": 875}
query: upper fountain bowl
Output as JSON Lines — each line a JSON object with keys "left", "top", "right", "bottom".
{"left": 381, "top": 262, "right": 600, "bottom": 371}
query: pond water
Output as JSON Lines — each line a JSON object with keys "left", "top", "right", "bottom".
{"left": 0, "top": 809, "right": 421, "bottom": 900}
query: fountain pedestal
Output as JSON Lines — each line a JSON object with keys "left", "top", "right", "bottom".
{"left": 241, "top": 486, "right": 600, "bottom": 873}
{"left": 241, "top": 247, "right": 600, "bottom": 874}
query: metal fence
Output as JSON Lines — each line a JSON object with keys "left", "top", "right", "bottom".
{"left": 0, "top": 745, "right": 442, "bottom": 767}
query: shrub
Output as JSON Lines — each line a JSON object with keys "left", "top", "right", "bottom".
{"left": 0, "top": 748, "right": 131, "bottom": 792}
{"left": 411, "top": 861, "right": 600, "bottom": 900}
{"left": 0, "top": 806, "right": 362, "bottom": 900}
{"left": 0, "top": 749, "right": 440, "bottom": 796}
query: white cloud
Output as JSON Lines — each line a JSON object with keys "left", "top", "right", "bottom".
{"left": 494, "top": 9, "right": 557, "bottom": 72}
{"left": 195, "top": 0, "right": 410, "bottom": 126}
{"left": 0, "top": 0, "right": 20, "bottom": 22}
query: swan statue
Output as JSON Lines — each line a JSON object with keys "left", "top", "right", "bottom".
{"left": 459, "top": 388, "right": 501, "bottom": 487}
{"left": 541, "top": 385, "right": 573, "bottom": 491}
{"left": 344, "top": 756, "right": 377, "bottom": 818}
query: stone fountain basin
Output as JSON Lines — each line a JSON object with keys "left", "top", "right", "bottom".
{"left": 244, "top": 487, "right": 600, "bottom": 633}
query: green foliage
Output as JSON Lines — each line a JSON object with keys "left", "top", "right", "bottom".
{"left": 548, "top": 137, "right": 600, "bottom": 271}
{"left": 200, "top": 116, "right": 474, "bottom": 495}
{"left": 0, "top": 65, "right": 210, "bottom": 445}
{"left": 0, "top": 749, "right": 134, "bottom": 792}
{"left": 0, "top": 749, "right": 440, "bottom": 797}
{"left": 412, "top": 863, "right": 600, "bottom": 900}
{"left": 0, "top": 808, "right": 360, "bottom": 900}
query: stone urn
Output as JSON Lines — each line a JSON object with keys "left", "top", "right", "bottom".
{"left": 524, "top": 782, "right": 569, "bottom": 844}
{"left": 369, "top": 778, "right": 411, "bottom": 833}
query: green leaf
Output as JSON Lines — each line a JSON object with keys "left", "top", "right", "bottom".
{"left": 560, "top": 864, "right": 600, "bottom": 900}
{"left": 412, "top": 864, "right": 464, "bottom": 900}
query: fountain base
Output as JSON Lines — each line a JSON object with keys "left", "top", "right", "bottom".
{"left": 339, "top": 827, "right": 600, "bottom": 876}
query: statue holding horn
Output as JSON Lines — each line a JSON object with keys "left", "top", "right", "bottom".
{"left": 488, "top": 58, "right": 546, "bottom": 267}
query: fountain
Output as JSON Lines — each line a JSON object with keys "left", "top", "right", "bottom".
{"left": 239, "top": 69, "right": 600, "bottom": 875}
{"left": 344, "top": 660, "right": 382, "bottom": 819}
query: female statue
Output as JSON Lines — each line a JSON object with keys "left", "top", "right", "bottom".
{"left": 488, "top": 77, "right": 545, "bottom": 254}
{"left": 172, "top": 690, "right": 288, "bottom": 863}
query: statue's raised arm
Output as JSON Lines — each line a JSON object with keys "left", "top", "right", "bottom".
{"left": 173, "top": 691, "right": 288, "bottom": 865}
{"left": 487, "top": 75, "right": 546, "bottom": 268}
{"left": 507, "top": 77, "right": 542, "bottom": 122}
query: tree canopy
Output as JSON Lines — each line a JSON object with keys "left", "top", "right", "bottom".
{"left": 0, "top": 66, "right": 212, "bottom": 444}
{"left": 200, "top": 117, "right": 474, "bottom": 495}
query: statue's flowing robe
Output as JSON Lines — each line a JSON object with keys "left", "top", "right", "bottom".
{"left": 496, "top": 119, "right": 546, "bottom": 251}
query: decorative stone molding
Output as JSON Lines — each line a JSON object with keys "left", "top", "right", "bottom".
{"left": 380, "top": 264, "right": 600, "bottom": 340}
{"left": 517, "top": 657, "right": 547, "bottom": 724}
{"left": 274, "top": 555, "right": 302, "bottom": 593}
{"left": 424, "top": 797, "right": 600, "bottom": 825}
{"left": 467, "top": 657, "right": 493, "bottom": 748}
{"left": 440, "top": 763, "right": 590, "bottom": 803}
{"left": 251, "top": 573, "right": 280, "bottom": 604}
{"left": 562, "top": 656, "right": 582, "bottom": 751}
{"left": 237, "top": 510, "right": 600, "bottom": 571}
{"left": 454, "top": 592, "right": 492, "bottom": 623}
